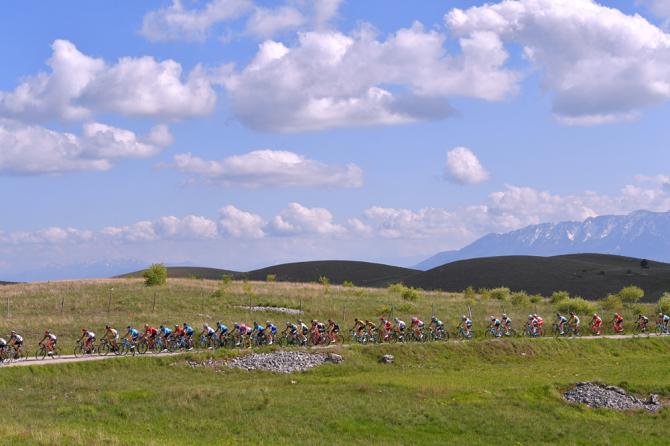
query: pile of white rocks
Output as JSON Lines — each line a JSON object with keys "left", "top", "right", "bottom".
{"left": 226, "top": 351, "right": 342, "bottom": 374}
{"left": 564, "top": 382, "right": 662, "bottom": 412}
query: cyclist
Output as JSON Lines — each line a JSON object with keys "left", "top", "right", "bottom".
{"left": 410, "top": 317, "right": 424, "bottom": 338}
{"left": 568, "top": 312, "right": 580, "bottom": 334}
{"left": 125, "top": 326, "right": 140, "bottom": 346}
{"left": 488, "top": 316, "right": 502, "bottom": 337}
{"left": 7, "top": 331, "right": 23, "bottom": 357}
{"left": 612, "top": 312, "right": 624, "bottom": 333}
{"left": 252, "top": 321, "right": 266, "bottom": 344}
{"left": 215, "top": 321, "right": 228, "bottom": 344}
{"left": 144, "top": 324, "right": 159, "bottom": 347}
{"left": 283, "top": 321, "right": 299, "bottom": 344}
{"left": 200, "top": 323, "right": 217, "bottom": 347}
{"left": 104, "top": 325, "right": 119, "bottom": 348}
{"left": 0, "top": 336, "right": 7, "bottom": 357}
{"left": 365, "top": 319, "right": 377, "bottom": 339}
{"left": 635, "top": 314, "right": 649, "bottom": 333}
{"left": 183, "top": 322, "right": 195, "bottom": 347}
{"left": 555, "top": 313, "right": 568, "bottom": 335}
{"left": 265, "top": 321, "right": 278, "bottom": 344}
{"left": 394, "top": 317, "right": 406, "bottom": 338}
{"left": 351, "top": 318, "right": 366, "bottom": 338}
{"left": 661, "top": 313, "right": 670, "bottom": 333}
{"left": 39, "top": 330, "right": 57, "bottom": 355}
{"left": 159, "top": 325, "right": 172, "bottom": 351}
{"left": 591, "top": 313, "right": 603, "bottom": 335}
{"left": 501, "top": 314, "right": 512, "bottom": 335}
{"left": 79, "top": 328, "right": 96, "bottom": 352}
{"left": 171, "top": 324, "right": 184, "bottom": 344}
{"left": 429, "top": 316, "right": 446, "bottom": 337}
{"left": 379, "top": 317, "right": 392, "bottom": 341}
{"left": 297, "top": 319, "right": 309, "bottom": 344}
{"left": 533, "top": 314, "right": 544, "bottom": 335}
{"left": 231, "top": 323, "right": 250, "bottom": 346}
{"left": 460, "top": 315, "right": 473, "bottom": 337}
{"left": 327, "top": 319, "right": 340, "bottom": 343}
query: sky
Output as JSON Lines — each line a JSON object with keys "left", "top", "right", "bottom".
{"left": 2, "top": 0, "right": 670, "bottom": 280}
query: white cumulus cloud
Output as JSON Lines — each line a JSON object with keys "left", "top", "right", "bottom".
{"left": 218, "top": 205, "right": 266, "bottom": 238}
{"left": 141, "top": 0, "right": 253, "bottom": 42}
{"left": 245, "top": 5, "right": 306, "bottom": 38}
{"left": 0, "top": 119, "right": 170, "bottom": 175}
{"left": 172, "top": 149, "right": 363, "bottom": 188}
{"left": 447, "top": 0, "right": 670, "bottom": 125}
{"left": 445, "top": 146, "right": 489, "bottom": 185}
{"left": 0, "top": 39, "right": 216, "bottom": 122}
{"left": 270, "top": 202, "right": 345, "bottom": 235}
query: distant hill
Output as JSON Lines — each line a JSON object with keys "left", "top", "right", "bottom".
{"left": 117, "top": 266, "right": 239, "bottom": 281}
{"left": 0, "top": 281, "right": 16, "bottom": 285}
{"left": 405, "top": 253, "right": 670, "bottom": 301}
{"left": 118, "top": 261, "right": 418, "bottom": 288}
{"left": 416, "top": 210, "right": 670, "bottom": 270}
{"left": 245, "top": 260, "right": 419, "bottom": 287}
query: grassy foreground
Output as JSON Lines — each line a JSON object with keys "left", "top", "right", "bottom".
{"left": 0, "top": 338, "right": 670, "bottom": 445}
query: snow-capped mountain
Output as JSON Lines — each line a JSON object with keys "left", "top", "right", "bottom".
{"left": 416, "top": 210, "right": 670, "bottom": 270}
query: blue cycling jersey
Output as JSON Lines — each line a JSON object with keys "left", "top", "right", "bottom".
{"left": 269, "top": 324, "right": 277, "bottom": 334}
{"left": 218, "top": 324, "right": 228, "bottom": 333}
{"left": 255, "top": 325, "right": 264, "bottom": 332}
{"left": 184, "top": 325, "right": 194, "bottom": 335}
{"left": 129, "top": 328, "right": 139, "bottom": 338}
{"left": 161, "top": 327, "right": 172, "bottom": 336}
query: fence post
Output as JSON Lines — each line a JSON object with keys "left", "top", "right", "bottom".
{"left": 5, "top": 298, "right": 9, "bottom": 318}
{"left": 152, "top": 292, "right": 157, "bottom": 312}
{"left": 61, "top": 296, "right": 65, "bottom": 314}
{"left": 432, "top": 303, "right": 435, "bottom": 318}
{"left": 391, "top": 304, "right": 394, "bottom": 321}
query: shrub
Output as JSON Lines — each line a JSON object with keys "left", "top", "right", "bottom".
{"left": 342, "top": 280, "right": 354, "bottom": 288}
{"left": 557, "top": 297, "right": 596, "bottom": 314}
{"left": 529, "top": 294, "right": 544, "bottom": 304}
{"left": 266, "top": 274, "right": 276, "bottom": 282}
{"left": 463, "top": 286, "right": 476, "bottom": 300}
{"left": 658, "top": 293, "right": 670, "bottom": 314}
{"left": 602, "top": 294, "right": 622, "bottom": 310}
{"left": 401, "top": 287, "right": 420, "bottom": 302}
{"left": 221, "top": 274, "right": 233, "bottom": 284}
{"left": 511, "top": 291, "right": 529, "bottom": 306}
{"left": 143, "top": 263, "right": 167, "bottom": 287}
{"left": 388, "top": 283, "right": 406, "bottom": 294}
{"left": 618, "top": 286, "right": 644, "bottom": 303}
{"left": 319, "top": 276, "right": 330, "bottom": 292}
{"left": 490, "top": 287, "right": 510, "bottom": 302}
{"left": 550, "top": 291, "right": 570, "bottom": 304}
{"left": 478, "top": 288, "right": 491, "bottom": 301}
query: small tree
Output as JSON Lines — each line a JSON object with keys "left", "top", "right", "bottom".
{"left": 550, "top": 291, "right": 570, "bottom": 304}
{"left": 657, "top": 293, "right": 670, "bottom": 314}
{"left": 602, "top": 293, "right": 623, "bottom": 310}
{"left": 463, "top": 286, "right": 476, "bottom": 300}
{"left": 266, "top": 274, "right": 276, "bottom": 282}
{"left": 319, "top": 275, "right": 330, "bottom": 292}
{"left": 640, "top": 259, "right": 650, "bottom": 269}
{"left": 143, "top": 263, "right": 167, "bottom": 287}
{"left": 490, "top": 287, "right": 510, "bottom": 302}
{"left": 511, "top": 291, "right": 529, "bottom": 306}
{"left": 401, "top": 287, "right": 420, "bottom": 302}
{"left": 618, "top": 286, "right": 644, "bottom": 303}
{"left": 342, "top": 280, "right": 354, "bottom": 288}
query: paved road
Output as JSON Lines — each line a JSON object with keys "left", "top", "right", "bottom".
{"left": 2, "top": 332, "right": 666, "bottom": 368}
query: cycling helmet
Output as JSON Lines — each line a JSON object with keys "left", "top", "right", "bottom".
{"left": 183, "top": 322, "right": 188, "bottom": 326}
{"left": 265, "top": 320, "right": 271, "bottom": 325}
{"left": 81, "top": 328, "right": 87, "bottom": 332}
{"left": 659, "top": 313, "right": 664, "bottom": 317}
{"left": 297, "top": 319, "right": 303, "bottom": 324}
{"left": 202, "top": 323, "right": 208, "bottom": 329}
{"left": 234, "top": 323, "right": 240, "bottom": 329}
{"left": 44, "top": 330, "right": 49, "bottom": 335}
{"left": 593, "top": 313, "right": 598, "bottom": 317}
{"left": 159, "top": 325, "right": 164, "bottom": 329}
{"left": 216, "top": 321, "right": 221, "bottom": 326}
{"left": 394, "top": 317, "right": 400, "bottom": 322}
{"left": 286, "top": 321, "right": 291, "bottom": 326}
{"left": 461, "top": 315, "right": 467, "bottom": 321}
{"left": 174, "top": 324, "right": 179, "bottom": 329}
{"left": 533, "top": 313, "right": 538, "bottom": 318}
{"left": 144, "top": 324, "right": 149, "bottom": 328}
{"left": 10, "top": 330, "right": 16, "bottom": 335}
{"left": 490, "top": 316, "right": 495, "bottom": 320}
{"left": 432, "top": 316, "right": 437, "bottom": 321}
{"left": 528, "top": 314, "right": 533, "bottom": 319}
{"left": 502, "top": 314, "right": 507, "bottom": 319}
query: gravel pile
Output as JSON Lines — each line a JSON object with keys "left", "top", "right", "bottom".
{"left": 226, "top": 351, "right": 337, "bottom": 373}
{"left": 564, "top": 382, "right": 662, "bottom": 412}
{"left": 234, "top": 305, "right": 303, "bottom": 315}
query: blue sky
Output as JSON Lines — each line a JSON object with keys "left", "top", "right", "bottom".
{"left": 2, "top": 0, "right": 670, "bottom": 280}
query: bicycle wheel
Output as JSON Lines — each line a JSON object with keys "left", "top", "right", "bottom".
{"left": 35, "top": 347, "right": 47, "bottom": 361}
{"left": 99, "top": 342, "right": 110, "bottom": 356}
{"left": 137, "top": 342, "right": 148, "bottom": 354}
{"left": 73, "top": 345, "right": 83, "bottom": 358}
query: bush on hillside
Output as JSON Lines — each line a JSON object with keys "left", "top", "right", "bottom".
{"left": 529, "top": 294, "right": 544, "bottom": 304}
{"left": 490, "top": 287, "right": 510, "bottom": 302}
{"left": 342, "top": 280, "right": 355, "bottom": 288}
{"left": 221, "top": 274, "right": 233, "bottom": 284}
{"left": 401, "top": 287, "right": 420, "bottom": 302}
{"left": 602, "top": 294, "right": 623, "bottom": 311}
{"left": 557, "top": 297, "right": 596, "bottom": 314}
{"left": 550, "top": 291, "right": 570, "bottom": 304}
{"left": 657, "top": 293, "right": 670, "bottom": 314}
{"left": 143, "top": 263, "right": 167, "bottom": 287}
{"left": 618, "top": 286, "right": 644, "bottom": 303}
{"left": 266, "top": 274, "right": 276, "bottom": 282}
{"left": 388, "top": 283, "right": 406, "bottom": 294}
{"left": 478, "top": 288, "right": 491, "bottom": 301}
{"left": 463, "top": 286, "right": 476, "bottom": 300}
{"left": 511, "top": 291, "right": 530, "bottom": 306}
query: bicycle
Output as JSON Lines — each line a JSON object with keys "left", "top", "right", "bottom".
{"left": 456, "top": 327, "right": 473, "bottom": 340}
{"left": 655, "top": 323, "right": 669, "bottom": 335}
{"left": 119, "top": 338, "right": 137, "bottom": 356}
{"left": 35, "top": 342, "right": 59, "bottom": 360}
{"left": 632, "top": 321, "right": 650, "bottom": 335}
{"left": 484, "top": 326, "right": 503, "bottom": 338}
{"left": 198, "top": 335, "right": 219, "bottom": 350}
{"left": 564, "top": 325, "right": 581, "bottom": 337}
{"left": 74, "top": 340, "right": 97, "bottom": 357}
{"left": 99, "top": 338, "right": 123, "bottom": 356}
{"left": 427, "top": 327, "right": 450, "bottom": 341}
{"left": 4, "top": 344, "right": 24, "bottom": 362}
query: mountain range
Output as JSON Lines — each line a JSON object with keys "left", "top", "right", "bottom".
{"left": 415, "top": 210, "right": 670, "bottom": 270}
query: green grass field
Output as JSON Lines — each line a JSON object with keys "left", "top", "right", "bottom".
{"left": 0, "top": 279, "right": 668, "bottom": 445}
